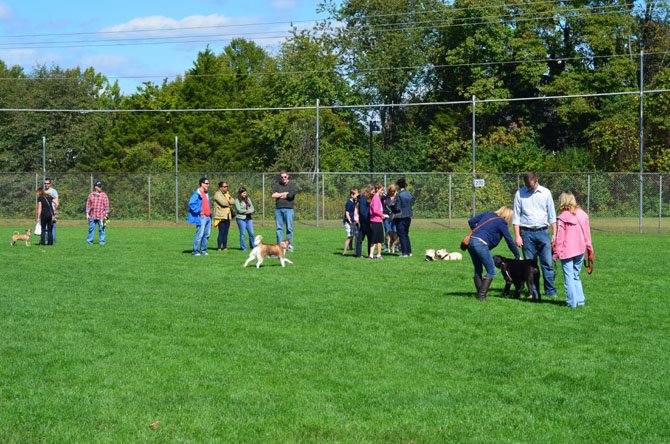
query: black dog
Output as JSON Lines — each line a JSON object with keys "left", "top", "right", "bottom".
{"left": 493, "top": 255, "right": 541, "bottom": 301}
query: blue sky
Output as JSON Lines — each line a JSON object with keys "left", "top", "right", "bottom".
{"left": 0, "top": 0, "right": 329, "bottom": 94}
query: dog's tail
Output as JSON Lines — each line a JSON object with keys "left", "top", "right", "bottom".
{"left": 13, "top": 231, "right": 19, "bottom": 235}
{"left": 254, "top": 234, "right": 263, "bottom": 246}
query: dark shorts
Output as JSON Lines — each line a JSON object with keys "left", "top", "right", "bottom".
{"left": 370, "top": 222, "right": 384, "bottom": 244}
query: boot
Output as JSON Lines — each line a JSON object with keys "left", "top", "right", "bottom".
{"left": 477, "top": 277, "right": 493, "bottom": 301}
{"left": 473, "top": 276, "right": 483, "bottom": 293}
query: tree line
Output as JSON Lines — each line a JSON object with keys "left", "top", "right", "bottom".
{"left": 0, "top": 0, "right": 668, "bottom": 174}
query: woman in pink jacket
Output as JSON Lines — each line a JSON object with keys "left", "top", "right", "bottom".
{"left": 553, "top": 192, "right": 593, "bottom": 308}
{"left": 368, "top": 184, "right": 388, "bottom": 259}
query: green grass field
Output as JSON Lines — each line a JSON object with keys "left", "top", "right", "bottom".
{"left": 1, "top": 223, "right": 668, "bottom": 442}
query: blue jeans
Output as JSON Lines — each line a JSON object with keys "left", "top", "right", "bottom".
{"left": 87, "top": 218, "right": 107, "bottom": 245}
{"left": 236, "top": 218, "right": 255, "bottom": 250}
{"left": 275, "top": 208, "right": 294, "bottom": 245}
{"left": 561, "top": 254, "right": 585, "bottom": 307}
{"left": 192, "top": 216, "right": 211, "bottom": 254}
{"left": 217, "top": 219, "right": 231, "bottom": 249}
{"left": 468, "top": 237, "right": 496, "bottom": 279}
{"left": 520, "top": 229, "right": 556, "bottom": 296}
{"left": 395, "top": 217, "right": 412, "bottom": 255}
{"left": 383, "top": 218, "right": 395, "bottom": 234}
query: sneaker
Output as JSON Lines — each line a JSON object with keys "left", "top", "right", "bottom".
{"left": 192, "top": 252, "right": 200, "bottom": 256}
{"left": 375, "top": 255, "right": 382, "bottom": 260}
{"left": 201, "top": 251, "right": 209, "bottom": 256}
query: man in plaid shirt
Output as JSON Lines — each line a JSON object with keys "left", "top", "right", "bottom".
{"left": 86, "top": 181, "right": 110, "bottom": 245}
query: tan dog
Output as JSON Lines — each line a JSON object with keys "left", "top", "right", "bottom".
{"left": 11, "top": 229, "right": 32, "bottom": 246}
{"left": 425, "top": 249, "right": 436, "bottom": 261}
{"left": 436, "top": 248, "right": 463, "bottom": 261}
{"left": 386, "top": 231, "right": 400, "bottom": 253}
{"left": 243, "top": 235, "right": 293, "bottom": 268}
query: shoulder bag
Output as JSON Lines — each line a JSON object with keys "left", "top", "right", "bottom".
{"left": 460, "top": 216, "right": 499, "bottom": 251}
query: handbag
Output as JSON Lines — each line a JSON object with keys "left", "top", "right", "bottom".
{"left": 460, "top": 216, "right": 499, "bottom": 251}
{"left": 459, "top": 233, "right": 472, "bottom": 251}
{"left": 34, "top": 222, "right": 42, "bottom": 236}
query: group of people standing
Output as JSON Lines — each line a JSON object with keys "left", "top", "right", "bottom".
{"left": 466, "top": 171, "right": 594, "bottom": 307}
{"left": 342, "top": 177, "right": 415, "bottom": 259}
{"left": 189, "top": 172, "right": 296, "bottom": 256}
{"left": 34, "top": 178, "right": 110, "bottom": 246}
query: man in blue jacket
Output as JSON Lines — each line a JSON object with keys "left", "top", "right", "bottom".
{"left": 188, "top": 177, "right": 211, "bottom": 256}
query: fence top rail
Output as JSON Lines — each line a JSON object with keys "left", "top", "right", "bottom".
{"left": 3, "top": 171, "right": 669, "bottom": 176}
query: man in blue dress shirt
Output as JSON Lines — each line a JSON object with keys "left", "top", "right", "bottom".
{"left": 512, "top": 172, "right": 557, "bottom": 297}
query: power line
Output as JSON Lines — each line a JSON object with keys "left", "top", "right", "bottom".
{"left": 0, "top": 0, "right": 612, "bottom": 40}
{"left": 0, "top": 89, "right": 667, "bottom": 113}
{"left": 0, "top": 3, "right": 634, "bottom": 50}
{"left": 1, "top": 50, "right": 666, "bottom": 83}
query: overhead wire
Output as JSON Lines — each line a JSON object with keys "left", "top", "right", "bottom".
{"left": 0, "top": 1, "right": 655, "bottom": 85}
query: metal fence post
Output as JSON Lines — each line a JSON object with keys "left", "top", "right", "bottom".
{"left": 639, "top": 50, "right": 645, "bottom": 233}
{"left": 175, "top": 136, "right": 179, "bottom": 223}
{"left": 587, "top": 174, "right": 591, "bottom": 215}
{"left": 262, "top": 173, "right": 266, "bottom": 227}
{"left": 448, "top": 174, "right": 452, "bottom": 228}
{"left": 660, "top": 174, "right": 663, "bottom": 233}
{"left": 315, "top": 99, "right": 320, "bottom": 227}
{"left": 471, "top": 94, "right": 476, "bottom": 217}
{"left": 148, "top": 174, "right": 152, "bottom": 222}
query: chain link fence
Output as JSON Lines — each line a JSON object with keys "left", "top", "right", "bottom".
{"left": 1, "top": 172, "right": 668, "bottom": 233}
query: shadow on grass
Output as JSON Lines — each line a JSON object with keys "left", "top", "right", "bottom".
{"left": 443, "top": 290, "right": 566, "bottom": 306}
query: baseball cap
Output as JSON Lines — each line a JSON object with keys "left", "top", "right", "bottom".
{"left": 94, "top": 181, "right": 103, "bottom": 187}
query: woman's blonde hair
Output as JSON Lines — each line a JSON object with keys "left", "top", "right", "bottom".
{"left": 559, "top": 192, "right": 578, "bottom": 214}
{"left": 363, "top": 184, "right": 375, "bottom": 200}
{"left": 387, "top": 183, "right": 397, "bottom": 195}
{"left": 494, "top": 206, "right": 514, "bottom": 224}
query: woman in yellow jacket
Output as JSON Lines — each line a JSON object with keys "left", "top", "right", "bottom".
{"left": 212, "top": 181, "right": 235, "bottom": 252}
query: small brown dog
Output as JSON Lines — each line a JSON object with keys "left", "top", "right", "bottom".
{"left": 243, "top": 235, "right": 293, "bottom": 268}
{"left": 11, "top": 228, "right": 32, "bottom": 246}
{"left": 386, "top": 231, "right": 400, "bottom": 254}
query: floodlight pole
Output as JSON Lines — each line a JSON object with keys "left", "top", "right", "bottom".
{"left": 639, "top": 50, "right": 644, "bottom": 234}
{"left": 42, "top": 136, "right": 46, "bottom": 180}
{"left": 369, "top": 120, "right": 374, "bottom": 182}
{"left": 472, "top": 95, "right": 477, "bottom": 217}
{"left": 175, "top": 136, "right": 179, "bottom": 223}
{"left": 315, "top": 99, "right": 320, "bottom": 227}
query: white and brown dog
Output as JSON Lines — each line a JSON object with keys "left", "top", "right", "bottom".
{"left": 243, "top": 235, "right": 293, "bottom": 268}
{"left": 436, "top": 248, "right": 462, "bottom": 261}
{"left": 11, "top": 228, "right": 32, "bottom": 246}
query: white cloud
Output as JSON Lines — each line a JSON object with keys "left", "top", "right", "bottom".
{"left": 270, "top": 0, "right": 297, "bottom": 10}
{"left": 0, "top": 2, "right": 10, "bottom": 20}
{"left": 0, "top": 49, "right": 62, "bottom": 69}
{"left": 101, "top": 14, "right": 257, "bottom": 37}
{"left": 80, "top": 54, "right": 130, "bottom": 72}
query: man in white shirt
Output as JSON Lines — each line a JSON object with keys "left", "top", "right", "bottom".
{"left": 44, "top": 178, "right": 59, "bottom": 243}
{"left": 513, "top": 172, "right": 557, "bottom": 297}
